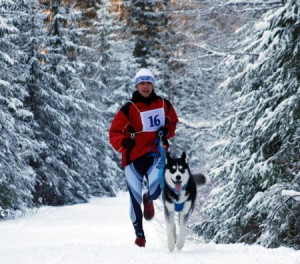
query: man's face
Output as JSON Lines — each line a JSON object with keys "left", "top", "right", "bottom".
{"left": 136, "top": 82, "right": 154, "bottom": 98}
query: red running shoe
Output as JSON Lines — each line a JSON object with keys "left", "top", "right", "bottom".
{"left": 143, "top": 194, "right": 154, "bottom": 220}
{"left": 135, "top": 237, "right": 146, "bottom": 247}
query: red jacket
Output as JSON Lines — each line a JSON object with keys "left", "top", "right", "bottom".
{"left": 109, "top": 91, "right": 178, "bottom": 167}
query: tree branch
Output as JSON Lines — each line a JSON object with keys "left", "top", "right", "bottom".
{"left": 178, "top": 117, "right": 214, "bottom": 130}
{"left": 225, "top": 0, "right": 285, "bottom": 6}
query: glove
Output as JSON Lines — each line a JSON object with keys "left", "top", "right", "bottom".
{"left": 157, "top": 126, "right": 168, "bottom": 138}
{"left": 121, "top": 138, "right": 135, "bottom": 149}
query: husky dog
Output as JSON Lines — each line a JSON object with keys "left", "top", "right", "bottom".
{"left": 162, "top": 152, "right": 200, "bottom": 252}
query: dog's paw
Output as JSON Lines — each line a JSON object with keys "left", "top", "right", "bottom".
{"left": 167, "top": 233, "right": 176, "bottom": 252}
{"left": 166, "top": 223, "right": 176, "bottom": 252}
{"left": 176, "top": 239, "right": 185, "bottom": 250}
{"left": 176, "top": 229, "right": 186, "bottom": 250}
{"left": 167, "top": 231, "right": 176, "bottom": 252}
{"left": 168, "top": 239, "right": 176, "bottom": 252}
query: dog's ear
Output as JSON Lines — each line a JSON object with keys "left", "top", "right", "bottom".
{"left": 181, "top": 152, "right": 186, "bottom": 160}
{"left": 166, "top": 152, "right": 172, "bottom": 162}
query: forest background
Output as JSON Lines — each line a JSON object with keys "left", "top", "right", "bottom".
{"left": 1, "top": 0, "right": 299, "bottom": 249}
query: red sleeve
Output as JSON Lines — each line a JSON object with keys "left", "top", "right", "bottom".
{"left": 109, "top": 110, "right": 129, "bottom": 152}
{"left": 165, "top": 103, "right": 179, "bottom": 139}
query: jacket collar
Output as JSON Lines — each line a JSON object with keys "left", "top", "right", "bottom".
{"left": 131, "top": 90, "right": 159, "bottom": 105}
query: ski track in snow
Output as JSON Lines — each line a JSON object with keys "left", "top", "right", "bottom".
{"left": 0, "top": 192, "right": 299, "bottom": 264}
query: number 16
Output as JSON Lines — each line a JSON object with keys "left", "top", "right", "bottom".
{"left": 148, "top": 115, "right": 160, "bottom": 127}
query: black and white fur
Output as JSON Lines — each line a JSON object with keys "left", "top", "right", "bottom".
{"left": 162, "top": 152, "right": 198, "bottom": 252}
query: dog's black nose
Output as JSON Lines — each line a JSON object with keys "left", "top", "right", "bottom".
{"left": 176, "top": 175, "right": 181, "bottom": 181}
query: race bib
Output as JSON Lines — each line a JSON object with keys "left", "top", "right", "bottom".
{"left": 140, "top": 108, "right": 165, "bottom": 132}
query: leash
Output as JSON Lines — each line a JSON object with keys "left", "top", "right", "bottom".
{"left": 157, "top": 131, "right": 166, "bottom": 190}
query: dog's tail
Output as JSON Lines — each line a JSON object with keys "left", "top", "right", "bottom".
{"left": 192, "top": 173, "right": 206, "bottom": 185}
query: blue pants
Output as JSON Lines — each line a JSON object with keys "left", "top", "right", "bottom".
{"left": 125, "top": 154, "right": 161, "bottom": 238}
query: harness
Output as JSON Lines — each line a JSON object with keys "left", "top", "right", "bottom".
{"left": 125, "top": 98, "right": 166, "bottom": 165}
{"left": 166, "top": 182, "right": 188, "bottom": 212}
{"left": 126, "top": 98, "right": 165, "bottom": 139}
{"left": 156, "top": 132, "right": 166, "bottom": 189}
{"left": 175, "top": 202, "right": 184, "bottom": 212}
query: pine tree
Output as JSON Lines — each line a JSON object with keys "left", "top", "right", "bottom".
{"left": 68, "top": 0, "right": 131, "bottom": 195}
{"left": 26, "top": 0, "right": 92, "bottom": 205}
{"left": 123, "top": 0, "right": 171, "bottom": 94}
{"left": 89, "top": 0, "right": 141, "bottom": 189}
{"left": 0, "top": 0, "right": 41, "bottom": 218}
{"left": 93, "top": 0, "right": 136, "bottom": 192}
{"left": 196, "top": 0, "right": 300, "bottom": 249}
{"left": 168, "top": 0, "right": 236, "bottom": 173}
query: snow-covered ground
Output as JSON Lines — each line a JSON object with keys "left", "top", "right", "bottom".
{"left": 0, "top": 192, "right": 299, "bottom": 264}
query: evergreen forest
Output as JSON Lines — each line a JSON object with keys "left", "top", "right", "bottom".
{"left": 0, "top": 0, "right": 299, "bottom": 249}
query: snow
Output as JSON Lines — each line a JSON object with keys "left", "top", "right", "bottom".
{"left": 178, "top": 117, "right": 215, "bottom": 130}
{"left": 0, "top": 192, "right": 299, "bottom": 264}
{"left": 247, "top": 191, "right": 264, "bottom": 208}
{"left": 255, "top": 21, "right": 270, "bottom": 31}
{"left": 0, "top": 51, "right": 14, "bottom": 65}
{"left": 0, "top": 79, "right": 10, "bottom": 87}
{"left": 282, "top": 190, "right": 300, "bottom": 201}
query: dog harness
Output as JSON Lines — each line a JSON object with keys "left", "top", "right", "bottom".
{"left": 174, "top": 202, "right": 185, "bottom": 212}
{"left": 168, "top": 183, "right": 188, "bottom": 212}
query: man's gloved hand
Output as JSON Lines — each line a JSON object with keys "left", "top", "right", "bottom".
{"left": 157, "top": 126, "right": 168, "bottom": 138}
{"left": 121, "top": 138, "right": 135, "bottom": 149}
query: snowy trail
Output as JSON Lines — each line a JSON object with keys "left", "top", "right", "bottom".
{"left": 0, "top": 192, "right": 299, "bottom": 264}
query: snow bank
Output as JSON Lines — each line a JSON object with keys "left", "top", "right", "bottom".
{"left": 0, "top": 192, "right": 299, "bottom": 264}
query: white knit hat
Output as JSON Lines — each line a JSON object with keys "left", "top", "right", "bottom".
{"left": 133, "top": 68, "right": 155, "bottom": 87}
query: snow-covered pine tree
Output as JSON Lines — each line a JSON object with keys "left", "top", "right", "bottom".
{"left": 195, "top": 0, "right": 300, "bottom": 249}
{"left": 27, "top": 0, "right": 92, "bottom": 205}
{"left": 91, "top": 0, "right": 155, "bottom": 185}
{"left": 0, "top": 0, "right": 42, "bottom": 218}
{"left": 123, "top": 0, "right": 170, "bottom": 94}
{"left": 167, "top": 0, "right": 237, "bottom": 173}
{"left": 67, "top": 0, "right": 130, "bottom": 195}
{"left": 92, "top": 0, "right": 137, "bottom": 192}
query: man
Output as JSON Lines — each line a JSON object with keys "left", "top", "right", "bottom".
{"left": 109, "top": 68, "right": 178, "bottom": 247}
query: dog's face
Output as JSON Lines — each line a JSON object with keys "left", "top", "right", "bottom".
{"left": 164, "top": 152, "right": 190, "bottom": 191}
